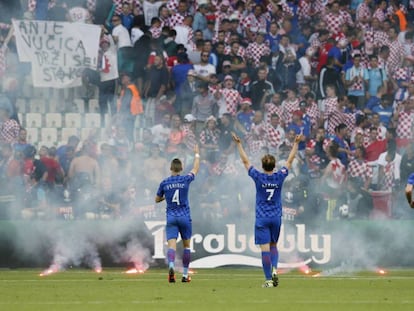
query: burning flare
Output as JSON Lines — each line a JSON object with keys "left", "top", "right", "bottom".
{"left": 39, "top": 264, "right": 61, "bottom": 277}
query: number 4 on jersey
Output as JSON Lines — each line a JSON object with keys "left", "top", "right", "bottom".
{"left": 172, "top": 189, "right": 180, "bottom": 205}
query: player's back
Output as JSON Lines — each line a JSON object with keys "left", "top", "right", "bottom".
{"left": 158, "top": 173, "right": 195, "bottom": 217}
{"left": 248, "top": 166, "right": 288, "bottom": 218}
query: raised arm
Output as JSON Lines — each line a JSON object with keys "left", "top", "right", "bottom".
{"left": 190, "top": 144, "right": 200, "bottom": 175}
{"left": 285, "top": 135, "right": 302, "bottom": 170}
{"left": 232, "top": 132, "right": 250, "bottom": 170}
{"left": 406, "top": 182, "right": 414, "bottom": 209}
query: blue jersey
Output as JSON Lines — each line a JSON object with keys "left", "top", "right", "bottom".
{"left": 156, "top": 173, "right": 195, "bottom": 217}
{"left": 248, "top": 166, "right": 288, "bottom": 219}
{"left": 408, "top": 173, "right": 414, "bottom": 186}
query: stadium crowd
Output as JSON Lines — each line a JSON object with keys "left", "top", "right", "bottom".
{"left": 0, "top": 0, "right": 414, "bottom": 223}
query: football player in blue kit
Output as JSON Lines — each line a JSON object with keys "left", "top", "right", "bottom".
{"left": 232, "top": 132, "right": 302, "bottom": 288}
{"left": 405, "top": 173, "right": 414, "bottom": 209}
{"left": 155, "top": 145, "right": 200, "bottom": 283}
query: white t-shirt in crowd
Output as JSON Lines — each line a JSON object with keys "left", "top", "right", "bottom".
{"left": 112, "top": 24, "right": 132, "bottom": 48}
{"left": 193, "top": 63, "right": 216, "bottom": 78}
{"left": 296, "top": 56, "right": 311, "bottom": 84}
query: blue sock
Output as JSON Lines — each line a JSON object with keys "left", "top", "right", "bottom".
{"left": 262, "top": 251, "right": 272, "bottom": 280}
{"left": 270, "top": 246, "right": 279, "bottom": 272}
{"left": 182, "top": 248, "right": 191, "bottom": 277}
{"left": 167, "top": 248, "right": 175, "bottom": 269}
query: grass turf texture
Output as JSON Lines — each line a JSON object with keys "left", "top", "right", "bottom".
{"left": 1, "top": 268, "right": 413, "bottom": 311}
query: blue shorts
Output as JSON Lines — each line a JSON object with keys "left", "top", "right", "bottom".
{"left": 255, "top": 216, "right": 282, "bottom": 245}
{"left": 166, "top": 216, "right": 192, "bottom": 241}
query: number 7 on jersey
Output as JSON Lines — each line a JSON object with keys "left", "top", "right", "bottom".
{"left": 266, "top": 189, "right": 275, "bottom": 201}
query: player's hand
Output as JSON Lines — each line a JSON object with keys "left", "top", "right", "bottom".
{"left": 231, "top": 132, "right": 241, "bottom": 143}
{"left": 294, "top": 134, "right": 304, "bottom": 144}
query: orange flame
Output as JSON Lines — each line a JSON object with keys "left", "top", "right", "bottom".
{"left": 94, "top": 267, "right": 102, "bottom": 273}
{"left": 376, "top": 268, "right": 387, "bottom": 275}
{"left": 39, "top": 266, "right": 60, "bottom": 277}
{"left": 125, "top": 268, "right": 145, "bottom": 274}
{"left": 299, "top": 265, "right": 312, "bottom": 275}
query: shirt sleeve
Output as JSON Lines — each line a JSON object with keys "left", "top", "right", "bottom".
{"left": 408, "top": 173, "right": 414, "bottom": 185}
{"left": 156, "top": 181, "right": 164, "bottom": 197}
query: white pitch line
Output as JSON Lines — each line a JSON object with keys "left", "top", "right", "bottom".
{"left": 0, "top": 300, "right": 413, "bottom": 305}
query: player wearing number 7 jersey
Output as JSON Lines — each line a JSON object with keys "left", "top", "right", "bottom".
{"left": 155, "top": 144, "right": 200, "bottom": 283}
{"left": 232, "top": 132, "right": 302, "bottom": 288}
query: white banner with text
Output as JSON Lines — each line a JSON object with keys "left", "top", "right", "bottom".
{"left": 12, "top": 20, "right": 101, "bottom": 88}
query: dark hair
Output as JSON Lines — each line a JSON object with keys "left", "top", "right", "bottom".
{"left": 170, "top": 158, "right": 183, "bottom": 172}
{"left": 23, "top": 145, "right": 36, "bottom": 158}
{"left": 328, "top": 141, "right": 339, "bottom": 157}
{"left": 335, "top": 123, "right": 347, "bottom": 133}
{"left": 261, "top": 154, "right": 276, "bottom": 172}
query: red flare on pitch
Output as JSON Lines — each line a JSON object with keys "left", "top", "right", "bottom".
{"left": 189, "top": 270, "right": 196, "bottom": 275}
{"left": 125, "top": 268, "right": 145, "bottom": 274}
{"left": 376, "top": 268, "right": 387, "bottom": 275}
{"left": 299, "top": 265, "right": 312, "bottom": 275}
{"left": 39, "top": 265, "right": 60, "bottom": 277}
{"left": 94, "top": 267, "right": 102, "bottom": 273}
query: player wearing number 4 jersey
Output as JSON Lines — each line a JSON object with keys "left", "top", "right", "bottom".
{"left": 232, "top": 132, "right": 302, "bottom": 288}
{"left": 155, "top": 145, "right": 200, "bottom": 283}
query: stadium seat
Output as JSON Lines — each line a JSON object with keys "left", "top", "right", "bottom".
{"left": 73, "top": 99, "right": 86, "bottom": 113}
{"left": 21, "top": 75, "right": 33, "bottom": 99}
{"left": 89, "top": 99, "right": 100, "bottom": 113}
{"left": 80, "top": 127, "right": 92, "bottom": 141}
{"left": 84, "top": 113, "right": 101, "bottom": 128}
{"left": 16, "top": 98, "right": 27, "bottom": 113}
{"left": 48, "top": 99, "right": 60, "bottom": 113}
{"left": 29, "top": 99, "right": 47, "bottom": 113}
{"left": 25, "top": 113, "right": 43, "bottom": 128}
{"left": 32, "top": 87, "right": 48, "bottom": 99}
{"left": 40, "top": 128, "right": 58, "bottom": 145}
{"left": 45, "top": 113, "right": 63, "bottom": 128}
{"left": 26, "top": 128, "right": 39, "bottom": 144}
{"left": 17, "top": 113, "right": 23, "bottom": 125}
{"left": 64, "top": 113, "right": 82, "bottom": 128}
{"left": 61, "top": 128, "right": 79, "bottom": 143}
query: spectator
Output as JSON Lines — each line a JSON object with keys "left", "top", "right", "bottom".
{"left": 347, "top": 146, "right": 373, "bottom": 190}
{"left": 320, "top": 141, "right": 347, "bottom": 220}
{"left": 143, "top": 54, "right": 169, "bottom": 126}
{"left": 0, "top": 95, "right": 19, "bottom": 144}
{"left": 191, "top": 82, "right": 219, "bottom": 135}
{"left": 111, "top": 14, "right": 132, "bottom": 72}
{"left": 120, "top": 2, "right": 134, "bottom": 31}
{"left": 193, "top": 51, "right": 216, "bottom": 82}
{"left": 344, "top": 52, "right": 369, "bottom": 110}
{"left": 117, "top": 72, "right": 144, "bottom": 142}
{"left": 175, "top": 69, "right": 197, "bottom": 117}
{"left": 266, "top": 113, "right": 285, "bottom": 155}
{"left": 203, "top": 19, "right": 215, "bottom": 41}
{"left": 165, "top": 114, "right": 184, "bottom": 155}
{"left": 39, "top": 145, "right": 64, "bottom": 190}
{"left": 193, "top": 3, "right": 208, "bottom": 32}
{"left": 250, "top": 67, "right": 275, "bottom": 111}
{"left": 98, "top": 35, "right": 119, "bottom": 123}
{"left": 216, "top": 75, "right": 242, "bottom": 118}
{"left": 199, "top": 116, "right": 220, "bottom": 164}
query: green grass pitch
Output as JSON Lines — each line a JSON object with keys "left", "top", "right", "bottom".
{"left": 1, "top": 268, "right": 413, "bottom": 311}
